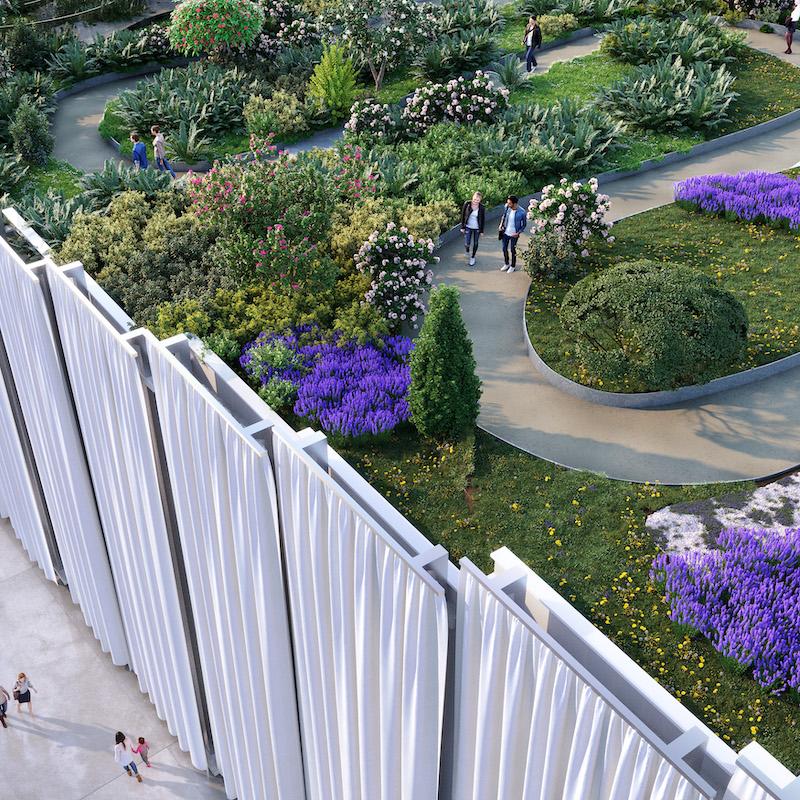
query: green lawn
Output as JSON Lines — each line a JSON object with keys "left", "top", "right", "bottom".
{"left": 338, "top": 427, "right": 800, "bottom": 769}
{"left": 20, "top": 159, "right": 83, "bottom": 199}
{"left": 376, "top": 69, "right": 420, "bottom": 104}
{"left": 526, "top": 204, "right": 800, "bottom": 391}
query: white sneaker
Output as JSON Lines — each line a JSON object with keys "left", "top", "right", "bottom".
{"left": 469, "top": 257, "right": 476, "bottom": 266}
{"left": 507, "top": 266, "right": 516, "bottom": 273}
{"left": 500, "top": 264, "right": 509, "bottom": 272}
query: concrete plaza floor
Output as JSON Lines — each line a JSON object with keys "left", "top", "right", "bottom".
{"left": 0, "top": 518, "right": 226, "bottom": 800}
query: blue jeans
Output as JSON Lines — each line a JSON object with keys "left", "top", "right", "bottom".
{"left": 464, "top": 228, "right": 480, "bottom": 256}
{"left": 156, "top": 156, "right": 176, "bottom": 178}
{"left": 502, "top": 233, "right": 519, "bottom": 267}
{"left": 526, "top": 46, "right": 538, "bottom": 71}
{"left": 124, "top": 761, "right": 139, "bottom": 775}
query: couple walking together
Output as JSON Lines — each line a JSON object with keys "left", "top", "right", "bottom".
{"left": 461, "top": 193, "right": 527, "bottom": 272}
{"left": 131, "top": 125, "right": 176, "bottom": 177}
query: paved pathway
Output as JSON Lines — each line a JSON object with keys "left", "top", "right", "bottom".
{"left": 436, "top": 29, "right": 800, "bottom": 485}
{"left": 73, "top": 0, "right": 175, "bottom": 43}
{"left": 51, "top": 34, "right": 603, "bottom": 175}
{"left": 0, "top": 518, "right": 225, "bottom": 800}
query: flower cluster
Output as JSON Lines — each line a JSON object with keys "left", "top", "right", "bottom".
{"left": 276, "top": 17, "right": 318, "bottom": 48}
{"left": 328, "top": 143, "right": 379, "bottom": 203}
{"left": 240, "top": 326, "right": 414, "bottom": 436}
{"left": 355, "top": 222, "right": 438, "bottom": 330}
{"left": 168, "top": 0, "right": 265, "bottom": 55}
{"left": 402, "top": 72, "right": 508, "bottom": 137}
{"left": 137, "top": 24, "right": 174, "bottom": 58}
{"left": 528, "top": 177, "right": 613, "bottom": 256}
{"left": 344, "top": 100, "right": 401, "bottom": 142}
{"left": 674, "top": 171, "right": 800, "bottom": 231}
{"left": 253, "top": 225, "right": 335, "bottom": 291}
{"left": 651, "top": 528, "right": 800, "bottom": 694}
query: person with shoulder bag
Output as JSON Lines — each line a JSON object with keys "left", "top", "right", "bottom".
{"left": 13, "top": 672, "right": 37, "bottom": 716}
{"left": 461, "top": 191, "right": 486, "bottom": 266}
{"left": 0, "top": 685, "right": 10, "bottom": 728}
{"left": 523, "top": 16, "right": 543, "bottom": 72}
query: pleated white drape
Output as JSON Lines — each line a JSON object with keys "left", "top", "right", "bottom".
{"left": 272, "top": 433, "right": 449, "bottom": 800}
{"left": 147, "top": 339, "right": 306, "bottom": 800}
{"left": 46, "top": 264, "right": 206, "bottom": 769}
{"left": 0, "top": 240, "right": 128, "bottom": 663}
{"left": 453, "top": 567, "right": 709, "bottom": 800}
{"left": 0, "top": 349, "right": 55, "bottom": 580}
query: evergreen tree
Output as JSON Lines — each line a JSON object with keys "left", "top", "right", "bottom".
{"left": 409, "top": 284, "right": 481, "bottom": 441}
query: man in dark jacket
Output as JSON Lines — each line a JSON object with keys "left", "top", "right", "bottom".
{"left": 461, "top": 191, "right": 486, "bottom": 266}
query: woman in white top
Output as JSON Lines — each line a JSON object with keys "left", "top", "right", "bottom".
{"left": 0, "top": 685, "right": 9, "bottom": 728}
{"left": 524, "top": 16, "right": 542, "bottom": 72}
{"left": 14, "top": 672, "right": 37, "bottom": 715}
{"left": 460, "top": 191, "right": 486, "bottom": 266}
{"left": 115, "top": 731, "right": 143, "bottom": 782}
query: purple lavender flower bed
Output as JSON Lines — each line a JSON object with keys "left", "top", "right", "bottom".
{"left": 241, "top": 326, "right": 413, "bottom": 438}
{"left": 674, "top": 171, "right": 800, "bottom": 230}
{"left": 651, "top": 528, "right": 800, "bottom": 693}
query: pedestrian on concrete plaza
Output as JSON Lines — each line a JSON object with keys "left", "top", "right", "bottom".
{"left": 151, "top": 125, "right": 177, "bottom": 179}
{"left": 130, "top": 133, "right": 148, "bottom": 170}
{"left": 132, "top": 735, "right": 152, "bottom": 768}
{"left": 461, "top": 191, "right": 486, "bottom": 266}
{"left": 115, "top": 731, "right": 143, "bottom": 783}
{"left": 498, "top": 195, "right": 527, "bottom": 273}
{"left": 13, "top": 672, "right": 37, "bottom": 716}
{"left": 785, "top": 4, "right": 800, "bottom": 53}
{"left": 0, "top": 685, "right": 9, "bottom": 728}
{"left": 523, "top": 16, "right": 542, "bottom": 72}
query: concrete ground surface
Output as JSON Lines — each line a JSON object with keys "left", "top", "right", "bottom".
{"left": 73, "top": 0, "right": 176, "bottom": 44}
{"left": 436, "top": 28, "right": 800, "bottom": 484}
{"left": 0, "top": 518, "right": 226, "bottom": 800}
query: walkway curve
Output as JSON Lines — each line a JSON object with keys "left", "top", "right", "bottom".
{"left": 437, "top": 29, "right": 800, "bottom": 485}
{"left": 51, "top": 33, "right": 603, "bottom": 174}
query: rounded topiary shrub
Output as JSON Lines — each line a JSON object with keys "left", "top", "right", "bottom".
{"left": 560, "top": 259, "right": 748, "bottom": 391}
{"left": 10, "top": 101, "right": 53, "bottom": 166}
{"left": 168, "top": 0, "right": 265, "bottom": 56}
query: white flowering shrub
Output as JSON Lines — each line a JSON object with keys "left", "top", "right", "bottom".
{"left": 402, "top": 72, "right": 508, "bottom": 138}
{"left": 276, "top": 17, "right": 318, "bottom": 48}
{"left": 523, "top": 177, "right": 613, "bottom": 277}
{"left": 355, "top": 221, "right": 438, "bottom": 330}
{"left": 321, "top": 0, "right": 428, "bottom": 90}
{"left": 345, "top": 99, "right": 403, "bottom": 142}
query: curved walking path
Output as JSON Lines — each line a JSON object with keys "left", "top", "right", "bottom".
{"left": 51, "top": 34, "right": 603, "bottom": 174}
{"left": 438, "top": 30, "right": 800, "bottom": 485}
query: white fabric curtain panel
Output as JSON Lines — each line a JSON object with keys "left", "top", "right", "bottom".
{"left": 0, "top": 240, "right": 128, "bottom": 663}
{"left": 272, "top": 433, "right": 449, "bottom": 800}
{"left": 452, "top": 567, "right": 708, "bottom": 800}
{"left": 147, "top": 339, "right": 306, "bottom": 800}
{"left": 0, "top": 346, "right": 55, "bottom": 580}
{"left": 46, "top": 264, "right": 207, "bottom": 769}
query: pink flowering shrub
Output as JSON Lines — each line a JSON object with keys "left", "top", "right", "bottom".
{"left": 524, "top": 177, "right": 613, "bottom": 277}
{"left": 326, "top": 143, "right": 379, "bottom": 204}
{"left": 401, "top": 72, "right": 508, "bottom": 138}
{"left": 355, "top": 222, "right": 438, "bottom": 330}
{"left": 344, "top": 100, "right": 403, "bottom": 143}
{"left": 168, "top": 0, "right": 265, "bottom": 56}
{"left": 253, "top": 226, "right": 337, "bottom": 291}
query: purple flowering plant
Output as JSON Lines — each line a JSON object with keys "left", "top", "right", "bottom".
{"left": 674, "top": 171, "right": 800, "bottom": 231}
{"left": 240, "top": 326, "right": 414, "bottom": 437}
{"left": 651, "top": 528, "right": 800, "bottom": 693}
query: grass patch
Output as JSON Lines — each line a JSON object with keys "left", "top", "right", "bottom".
{"left": 526, "top": 204, "right": 800, "bottom": 391}
{"left": 338, "top": 427, "right": 800, "bottom": 770}
{"left": 376, "top": 69, "right": 419, "bottom": 104}
{"left": 20, "top": 159, "right": 83, "bottom": 199}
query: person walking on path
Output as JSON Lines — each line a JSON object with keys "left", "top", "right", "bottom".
{"left": 130, "top": 133, "right": 148, "bottom": 170}
{"left": 461, "top": 191, "right": 486, "bottom": 266}
{"left": 13, "top": 673, "right": 37, "bottom": 716}
{"left": 499, "top": 195, "right": 527, "bottom": 273}
{"left": 132, "top": 736, "right": 151, "bottom": 768}
{"left": 786, "top": 5, "right": 800, "bottom": 53}
{"left": 151, "top": 125, "right": 176, "bottom": 178}
{"left": 0, "top": 685, "right": 10, "bottom": 728}
{"left": 523, "top": 16, "right": 542, "bottom": 72}
{"left": 115, "top": 732, "right": 143, "bottom": 783}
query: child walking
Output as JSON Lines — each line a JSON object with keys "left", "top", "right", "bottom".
{"left": 132, "top": 736, "right": 151, "bottom": 767}
{"left": 130, "top": 133, "right": 148, "bottom": 170}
